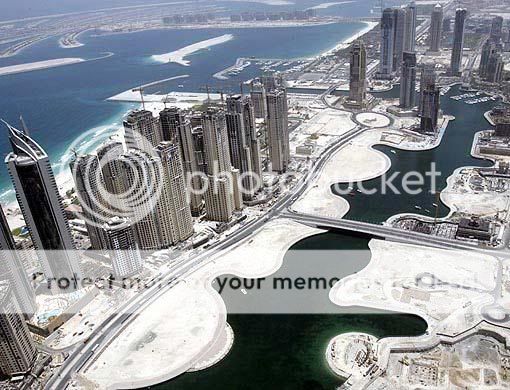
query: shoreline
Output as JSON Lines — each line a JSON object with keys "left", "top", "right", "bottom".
{"left": 319, "top": 20, "right": 378, "bottom": 58}
{"left": 151, "top": 34, "right": 234, "bottom": 65}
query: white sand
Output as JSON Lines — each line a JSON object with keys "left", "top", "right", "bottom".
{"left": 330, "top": 239, "right": 498, "bottom": 325}
{"left": 151, "top": 34, "right": 234, "bottom": 66}
{"left": 83, "top": 219, "right": 324, "bottom": 388}
{"left": 320, "top": 21, "right": 378, "bottom": 57}
{"left": 307, "top": 1, "right": 356, "bottom": 10}
{"left": 0, "top": 58, "right": 84, "bottom": 76}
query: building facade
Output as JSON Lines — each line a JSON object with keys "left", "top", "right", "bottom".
{"left": 123, "top": 110, "right": 162, "bottom": 150}
{"left": 419, "top": 81, "right": 441, "bottom": 133}
{"left": 0, "top": 281, "right": 36, "bottom": 376}
{"left": 348, "top": 40, "right": 367, "bottom": 107}
{"left": 266, "top": 88, "right": 290, "bottom": 173}
{"left": 0, "top": 207, "right": 35, "bottom": 317}
{"left": 392, "top": 8, "right": 407, "bottom": 73}
{"left": 450, "top": 8, "right": 468, "bottom": 76}
{"left": 101, "top": 217, "right": 143, "bottom": 279}
{"left": 379, "top": 8, "right": 395, "bottom": 78}
{"left": 5, "top": 124, "right": 82, "bottom": 289}
{"left": 400, "top": 51, "right": 417, "bottom": 109}
{"left": 429, "top": 4, "right": 443, "bottom": 52}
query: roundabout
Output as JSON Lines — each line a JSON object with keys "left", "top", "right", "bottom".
{"left": 355, "top": 112, "right": 391, "bottom": 128}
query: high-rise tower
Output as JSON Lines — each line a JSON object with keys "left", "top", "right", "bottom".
{"left": 0, "top": 206, "right": 35, "bottom": 317}
{"left": 70, "top": 154, "right": 106, "bottom": 250}
{"left": 226, "top": 95, "right": 262, "bottom": 199}
{"left": 101, "top": 217, "right": 143, "bottom": 279}
{"left": 266, "top": 88, "right": 289, "bottom": 173}
{"left": 393, "top": 8, "right": 407, "bottom": 73}
{"left": 0, "top": 281, "right": 37, "bottom": 376}
{"left": 419, "top": 80, "right": 441, "bottom": 133}
{"left": 400, "top": 52, "right": 417, "bottom": 109}
{"left": 154, "top": 141, "right": 194, "bottom": 243}
{"left": 349, "top": 40, "right": 367, "bottom": 107}
{"left": 429, "top": 4, "right": 443, "bottom": 52}
{"left": 450, "top": 9, "right": 467, "bottom": 76}
{"left": 159, "top": 108, "right": 203, "bottom": 216}
{"left": 5, "top": 123, "right": 82, "bottom": 289}
{"left": 379, "top": 8, "right": 395, "bottom": 77}
{"left": 404, "top": 2, "right": 417, "bottom": 52}
{"left": 490, "top": 16, "right": 504, "bottom": 43}
{"left": 123, "top": 110, "right": 162, "bottom": 150}
{"left": 479, "top": 38, "right": 498, "bottom": 80}
{"left": 201, "top": 108, "right": 235, "bottom": 222}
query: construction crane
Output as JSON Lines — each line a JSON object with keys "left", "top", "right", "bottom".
{"left": 131, "top": 86, "right": 145, "bottom": 109}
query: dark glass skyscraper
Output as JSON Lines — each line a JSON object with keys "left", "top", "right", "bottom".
{"left": 399, "top": 52, "right": 417, "bottom": 109}
{"left": 429, "top": 4, "right": 443, "bottom": 52}
{"left": 379, "top": 8, "right": 395, "bottom": 78}
{"left": 349, "top": 40, "right": 367, "bottom": 107}
{"left": 5, "top": 123, "right": 82, "bottom": 290}
{"left": 450, "top": 9, "right": 467, "bottom": 76}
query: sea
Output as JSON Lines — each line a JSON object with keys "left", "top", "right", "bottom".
{"left": 0, "top": 0, "right": 395, "bottom": 203}
{"left": 3, "top": 1, "right": 498, "bottom": 388}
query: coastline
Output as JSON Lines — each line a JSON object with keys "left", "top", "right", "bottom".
{"left": 319, "top": 20, "right": 378, "bottom": 57}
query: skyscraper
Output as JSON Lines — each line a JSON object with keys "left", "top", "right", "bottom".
{"left": 429, "top": 4, "right": 443, "bottom": 52}
{"left": 404, "top": 2, "right": 417, "bottom": 52}
{"left": 379, "top": 8, "right": 395, "bottom": 78}
{"left": 250, "top": 82, "right": 267, "bottom": 120}
{"left": 201, "top": 108, "right": 235, "bottom": 222}
{"left": 70, "top": 154, "right": 106, "bottom": 250}
{"left": 0, "top": 206, "right": 35, "bottom": 317}
{"left": 118, "top": 151, "right": 162, "bottom": 251}
{"left": 123, "top": 110, "right": 162, "bottom": 150}
{"left": 0, "top": 281, "right": 37, "bottom": 376}
{"left": 266, "top": 88, "right": 289, "bottom": 173}
{"left": 393, "top": 8, "right": 407, "bottom": 73}
{"left": 5, "top": 123, "right": 82, "bottom": 289}
{"left": 159, "top": 108, "right": 203, "bottom": 216}
{"left": 486, "top": 53, "right": 504, "bottom": 84}
{"left": 450, "top": 9, "right": 468, "bottom": 76}
{"left": 490, "top": 16, "right": 504, "bottom": 43}
{"left": 349, "top": 40, "right": 367, "bottom": 107}
{"left": 154, "top": 141, "right": 194, "bottom": 243}
{"left": 419, "top": 81, "right": 441, "bottom": 133}
{"left": 96, "top": 141, "right": 126, "bottom": 214}
{"left": 442, "top": 17, "right": 451, "bottom": 33}
{"left": 101, "top": 217, "right": 143, "bottom": 279}
{"left": 400, "top": 52, "right": 417, "bottom": 109}
{"left": 479, "top": 38, "right": 498, "bottom": 80}
{"left": 419, "top": 65, "right": 436, "bottom": 114}
{"left": 226, "top": 95, "right": 262, "bottom": 199}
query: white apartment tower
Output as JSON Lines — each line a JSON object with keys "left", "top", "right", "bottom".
{"left": 123, "top": 110, "right": 162, "bottom": 150}
{"left": 0, "top": 281, "right": 37, "bottom": 376}
{"left": 102, "top": 217, "right": 143, "bottom": 279}
{"left": 154, "top": 141, "right": 194, "bottom": 242}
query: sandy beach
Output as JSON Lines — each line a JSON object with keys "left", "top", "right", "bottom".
{"left": 307, "top": 1, "right": 356, "bottom": 10}
{"left": 151, "top": 34, "right": 234, "bottom": 66}
{"left": 320, "top": 21, "right": 378, "bottom": 57}
{"left": 0, "top": 58, "right": 84, "bottom": 77}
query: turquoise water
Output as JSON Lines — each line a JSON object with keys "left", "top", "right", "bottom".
{"left": 0, "top": 21, "right": 369, "bottom": 202}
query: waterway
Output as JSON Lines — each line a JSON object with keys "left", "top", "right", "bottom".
{"left": 155, "top": 232, "right": 427, "bottom": 389}
{"left": 333, "top": 85, "right": 497, "bottom": 223}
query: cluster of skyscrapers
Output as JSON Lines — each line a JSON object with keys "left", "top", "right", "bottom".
{"left": 377, "top": 2, "right": 417, "bottom": 80}
{"left": 479, "top": 16, "right": 506, "bottom": 84}
{"left": 0, "top": 74, "right": 290, "bottom": 377}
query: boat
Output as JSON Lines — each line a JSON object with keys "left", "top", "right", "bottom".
{"left": 178, "top": 84, "right": 184, "bottom": 88}
{"left": 414, "top": 205, "right": 422, "bottom": 210}
{"left": 390, "top": 149, "right": 396, "bottom": 154}
{"left": 432, "top": 203, "right": 438, "bottom": 208}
